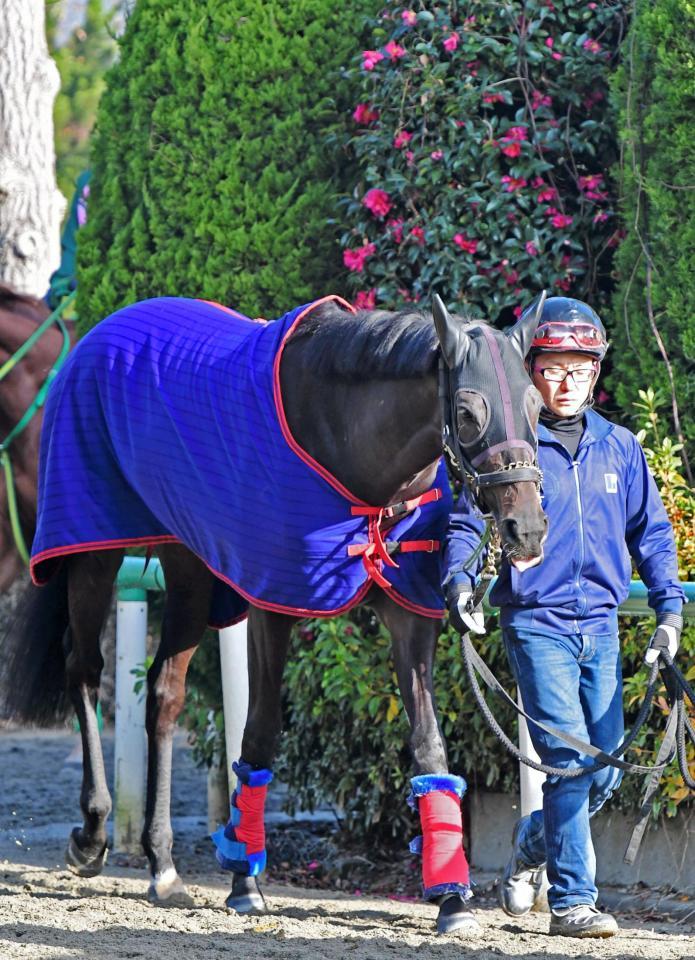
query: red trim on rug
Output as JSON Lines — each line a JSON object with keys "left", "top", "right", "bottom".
{"left": 30, "top": 536, "right": 179, "bottom": 585}
{"left": 272, "top": 295, "right": 370, "bottom": 507}
{"left": 197, "top": 299, "right": 267, "bottom": 324}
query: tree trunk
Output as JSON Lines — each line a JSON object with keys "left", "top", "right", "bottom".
{"left": 0, "top": 0, "right": 65, "bottom": 295}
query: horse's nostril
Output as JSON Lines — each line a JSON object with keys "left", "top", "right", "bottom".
{"left": 501, "top": 518, "right": 519, "bottom": 543}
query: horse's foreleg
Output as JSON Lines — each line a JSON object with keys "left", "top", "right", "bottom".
{"left": 64, "top": 549, "right": 124, "bottom": 877}
{"left": 371, "top": 593, "right": 479, "bottom": 937}
{"left": 143, "top": 545, "right": 213, "bottom": 907}
{"left": 217, "top": 606, "right": 296, "bottom": 914}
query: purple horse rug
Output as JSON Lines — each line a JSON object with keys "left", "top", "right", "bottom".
{"left": 31, "top": 296, "right": 452, "bottom": 625}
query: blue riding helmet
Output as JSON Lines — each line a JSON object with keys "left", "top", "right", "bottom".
{"left": 529, "top": 297, "right": 608, "bottom": 360}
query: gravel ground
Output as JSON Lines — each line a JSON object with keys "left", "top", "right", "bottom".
{"left": 1, "top": 728, "right": 692, "bottom": 960}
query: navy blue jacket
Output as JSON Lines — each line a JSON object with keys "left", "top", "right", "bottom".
{"left": 444, "top": 409, "right": 684, "bottom": 635}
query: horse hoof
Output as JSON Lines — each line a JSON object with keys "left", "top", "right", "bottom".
{"left": 147, "top": 868, "right": 194, "bottom": 909}
{"left": 225, "top": 875, "right": 267, "bottom": 914}
{"left": 65, "top": 829, "right": 108, "bottom": 878}
{"left": 436, "top": 894, "right": 481, "bottom": 936}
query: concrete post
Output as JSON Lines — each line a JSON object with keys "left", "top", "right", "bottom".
{"left": 113, "top": 593, "right": 148, "bottom": 853}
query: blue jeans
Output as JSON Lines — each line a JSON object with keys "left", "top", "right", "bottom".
{"left": 503, "top": 627, "right": 624, "bottom": 910}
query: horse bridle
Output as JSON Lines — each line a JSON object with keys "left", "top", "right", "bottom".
{"left": 437, "top": 356, "right": 543, "bottom": 506}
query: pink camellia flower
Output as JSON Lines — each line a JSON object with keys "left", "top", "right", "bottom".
{"left": 503, "top": 269, "right": 520, "bottom": 286}
{"left": 525, "top": 241, "right": 538, "bottom": 256}
{"left": 385, "top": 40, "right": 407, "bottom": 60}
{"left": 463, "top": 15, "right": 476, "bottom": 29}
{"left": 362, "top": 50, "right": 384, "bottom": 71}
{"left": 531, "top": 176, "right": 545, "bottom": 188}
{"left": 578, "top": 174, "right": 604, "bottom": 192}
{"left": 596, "top": 389, "right": 610, "bottom": 405}
{"left": 537, "top": 186, "right": 557, "bottom": 203}
{"left": 551, "top": 213, "right": 574, "bottom": 229}
{"left": 532, "top": 89, "right": 552, "bottom": 110}
{"left": 465, "top": 60, "right": 479, "bottom": 76}
{"left": 443, "top": 32, "right": 460, "bottom": 52}
{"left": 583, "top": 38, "right": 602, "bottom": 54}
{"left": 545, "top": 36, "right": 563, "bottom": 60}
{"left": 430, "top": 150, "right": 443, "bottom": 161}
{"left": 593, "top": 210, "right": 610, "bottom": 224}
{"left": 410, "top": 225, "right": 425, "bottom": 245}
{"left": 556, "top": 277, "right": 572, "bottom": 292}
{"left": 362, "top": 188, "right": 392, "bottom": 219}
{"left": 354, "top": 289, "right": 377, "bottom": 310}
{"left": 453, "top": 233, "right": 478, "bottom": 254}
{"left": 483, "top": 92, "right": 506, "bottom": 104}
{"left": 353, "top": 103, "right": 379, "bottom": 125}
{"left": 544, "top": 206, "right": 559, "bottom": 217}
{"left": 501, "top": 175, "right": 527, "bottom": 192}
{"left": 506, "top": 126, "right": 528, "bottom": 140}
{"left": 500, "top": 141, "right": 521, "bottom": 158}
{"left": 387, "top": 217, "right": 404, "bottom": 243}
{"left": 393, "top": 129, "right": 413, "bottom": 149}
{"left": 401, "top": 9, "right": 417, "bottom": 26}
{"left": 405, "top": 150, "right": 415, "bottom": 166}
{"left": 343, "top": 242, "right": 376, "bottom": 273}
{"left": 513, "top": 305, "right": 523, "bottom": 319}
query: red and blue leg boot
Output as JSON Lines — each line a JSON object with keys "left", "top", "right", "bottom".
{"left": 211, "top": 759, "right": 273, "bottom": 877}
{"left": 409, "top": 773, "right": 478, "bottom": 934}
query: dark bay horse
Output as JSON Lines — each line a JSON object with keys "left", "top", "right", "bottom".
{"left": 1, "top": 292, "right": 547, "bottom": 937}
{"left": 0, "top": 285, "right": 73, "bottom": 588}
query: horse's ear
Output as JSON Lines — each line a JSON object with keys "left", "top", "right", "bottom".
{"left": 432, "top": 294, "right": 469, "bottom": 369}
{"left": 505, "top": 289, "right": 547, "bottom": 358}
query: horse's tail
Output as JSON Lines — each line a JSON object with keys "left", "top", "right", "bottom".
{"left": 0, "top": 566, "right": 71, "bottom": 725}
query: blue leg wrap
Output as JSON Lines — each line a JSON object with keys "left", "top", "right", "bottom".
{"left": 210, "top": 759, "right": 273, "bottom": 876}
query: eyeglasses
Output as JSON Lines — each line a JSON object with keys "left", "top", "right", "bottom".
{"left": 534, "top": 321, "right": 605, "bottom": 350}
{"left": 535, "top": 366, "right": 596, "bottom": 385}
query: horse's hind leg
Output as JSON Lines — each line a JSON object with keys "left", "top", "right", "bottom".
{"left": 222, "top": 606, "right": 296, "bottom": 915}
{"left": 142, "top": 544, "right": 214, "bottom": 907}
{"left": 64, "top": 549, "right": 124, "bottom": 877}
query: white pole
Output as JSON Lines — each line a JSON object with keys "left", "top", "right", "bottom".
{"left": 218, "top": 621, "right": 249, "bottom": 796}
{"left": 113, "top": 597, "right": 148, "bottom": 853}
{"left": 518, "top": 690, "right": 545, "bottom": 817}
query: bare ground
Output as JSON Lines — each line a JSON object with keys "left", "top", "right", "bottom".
{"left": 1, "top": 729, "right": 692, "bottom": 960}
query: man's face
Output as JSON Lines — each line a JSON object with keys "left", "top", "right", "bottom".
{"left": 531, "top": 350, "right": 597, "bottom": 417}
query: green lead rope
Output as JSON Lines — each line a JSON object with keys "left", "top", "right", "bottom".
{"left": 0, "top": 290, "right": 75, "bottom": 566}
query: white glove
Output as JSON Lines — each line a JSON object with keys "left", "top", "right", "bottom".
{"left": 645, "top": 613, "right": 683, "bottom": 665}
{"left": 451, "top": 590, "right": 486, "bottom": 635}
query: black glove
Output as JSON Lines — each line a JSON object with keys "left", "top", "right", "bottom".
{"left": 645, "top": 612, "right": 683, "bottom": 665}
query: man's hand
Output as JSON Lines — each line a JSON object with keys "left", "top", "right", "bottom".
{"left": 449, "top": 589, "right": 486, "bottom": 635}
{"left": 645, "top": 612, "right": 683, "bottom": 665}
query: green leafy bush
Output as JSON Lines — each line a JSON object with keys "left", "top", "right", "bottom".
{"left": 338, "top": 0, "right": 628, "bottom": 318}
{"left": 607, "top": 0, "right": 695, "bottom": 468}
{"left": 77, "top": 0, "right": 377, "bottom": 333}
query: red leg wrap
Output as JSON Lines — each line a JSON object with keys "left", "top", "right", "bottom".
{"left": 419, "top": 789, "right": 470, "bottom": 890}
{"left": 234, "top": 783, "right": 268, "bottom": 855}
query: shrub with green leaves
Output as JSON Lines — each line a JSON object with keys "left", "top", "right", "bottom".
{"left": 339, "top": 0, "right": 628, "bottom": 318}
{"left": 77, "top": 0, "right": 377, "bottom": 333}
{"left": 607, "top": 0, "right": 695, "bottom": 469}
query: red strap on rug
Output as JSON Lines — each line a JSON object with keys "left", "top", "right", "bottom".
{"left": 350, "top": 487, "right": 442, "bottom": 518}
{"left": 233, "top": 784, "right": 268, "bottom": 855}
{"left": 418, "top": 789, "right": 470, "bottom": 890}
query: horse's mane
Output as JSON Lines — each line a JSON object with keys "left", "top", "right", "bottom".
{"left": 290, "top": 299, "right": 480, "bottom": 382}
{"left": 0, "top": 283, "right": 44, "bottom": 312}
{"left": 290, "top": 299, "right": 486, "bottom": 382}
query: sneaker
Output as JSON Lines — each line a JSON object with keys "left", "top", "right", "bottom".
{"left": 549, "top": 904, "right": 619, "bottom": 938}
{"left": 498, "top": 816, "right": 547, "bottom": 917}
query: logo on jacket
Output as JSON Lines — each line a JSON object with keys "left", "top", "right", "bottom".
{"left": 604, "top": 473, "right": 618, "bottom": 493}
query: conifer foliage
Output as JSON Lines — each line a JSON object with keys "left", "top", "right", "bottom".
{"left": 77, "top": 0, "right": 375, "bottom": 332}
{"left": 608, "top": 0, "right": 695, "bottom": 471}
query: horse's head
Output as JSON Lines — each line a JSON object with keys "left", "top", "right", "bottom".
{"left": 433, "top": 294, "right": 548, "bottom": 571}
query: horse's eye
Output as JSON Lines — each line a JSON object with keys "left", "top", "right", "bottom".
{"left": 454, "top": 391, "right": 489, "bottom": 446}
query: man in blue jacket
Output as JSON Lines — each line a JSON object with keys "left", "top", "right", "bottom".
{"left": 445, "top": 296, "right": 684, "bottom": 938}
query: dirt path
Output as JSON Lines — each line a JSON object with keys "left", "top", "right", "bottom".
{"left": 1, "top": 729, "right": 692, "bottom": 959}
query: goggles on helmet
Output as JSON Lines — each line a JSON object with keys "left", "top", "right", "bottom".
{"left": 532, "top": 321, "right": 606, "bottom": 353}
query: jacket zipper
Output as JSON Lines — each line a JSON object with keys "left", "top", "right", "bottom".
{"left": 572, "top": 459, "right": 588, "bottom": 620}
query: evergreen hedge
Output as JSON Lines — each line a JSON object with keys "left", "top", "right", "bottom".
{"left": 338, "top": 0, "right": 629, "bottom": 320}
{"left": 607, "top": 0, "right": 695, "bottom": 469}
{"left": 77, "top": 0, "right": 377, "bottom": 333}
